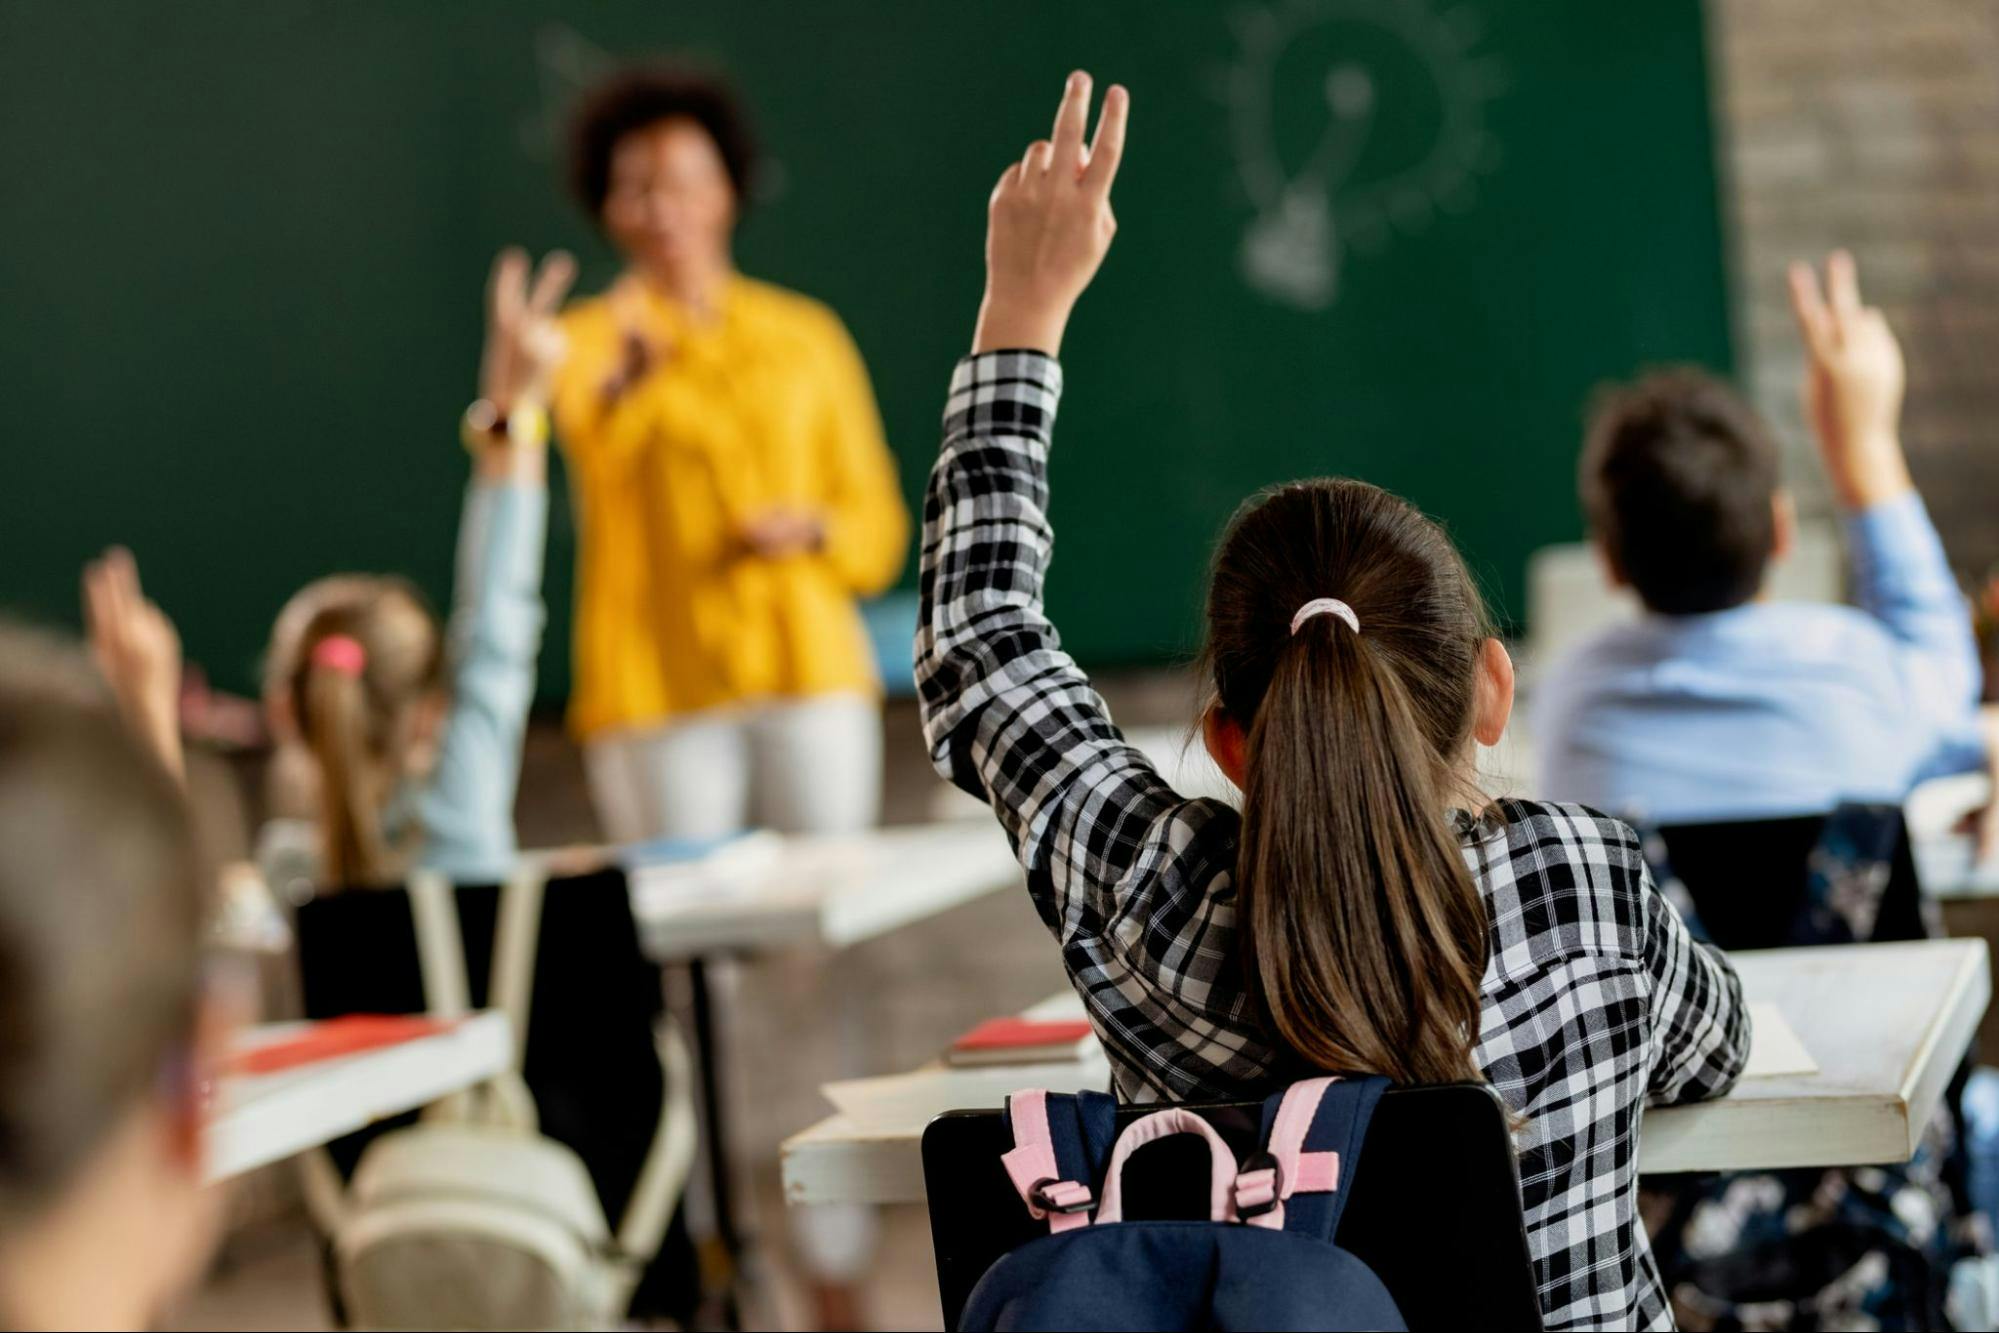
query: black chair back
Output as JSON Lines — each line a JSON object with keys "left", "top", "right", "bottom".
{"left": 1650, "top": 803, "right": 1927, "bottom": 949}
{"left": 921, "top": 1081, "right": 1540, "bottom": 1331}
{"left": 1642, "top": 804, "right": 1973, "bottom": 1328}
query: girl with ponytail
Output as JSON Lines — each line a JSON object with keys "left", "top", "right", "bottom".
{"left": 92, "top": 248, "right": 572, "bottom": 893}
{"left": 268, "top": 583, "right": 449, "bottom": 888}
{"left": 917, "top": 75, "right": 1750, "bottom": 1331}
{"left": 1204, "top": 481, "right": 1499, "bottom": 1089}
{"left": 255, "top": 247, "right": 572, "bottom": 891}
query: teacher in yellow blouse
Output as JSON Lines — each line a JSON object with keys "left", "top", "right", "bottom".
{"left": 553, "top": 69, "right": 909, "bottom": 844}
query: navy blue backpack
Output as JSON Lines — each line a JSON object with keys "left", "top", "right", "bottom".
{"left": 958, "top": 1076, "right": 1405, "bottom": 1332}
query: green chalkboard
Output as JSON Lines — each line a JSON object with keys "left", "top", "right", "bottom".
{"left": 0, "top": 1, "right": 1731, "bottom": 698}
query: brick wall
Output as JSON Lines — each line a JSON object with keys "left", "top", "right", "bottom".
{"left": 1708, "top": 0, "right": 1999, "bottom": 575}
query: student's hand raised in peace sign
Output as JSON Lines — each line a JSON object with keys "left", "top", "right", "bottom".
{"left": 973, "top": 72, "right": 1130, "bottom": 357}
{"left": 479, "top": 246, "right": 576, "bottom": 416}
{"left": 1786, "top": 250, "right": 1912, "bottom": 510}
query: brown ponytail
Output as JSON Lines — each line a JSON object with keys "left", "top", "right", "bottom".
{"left": 1204, "top": 480, "right": 1492, "bottom": 1086}
{"left": 279, "top": 579, "right": 444, "bottom": 888}
{"left": 303, "top": 658, "right": 394, "bottom": 886}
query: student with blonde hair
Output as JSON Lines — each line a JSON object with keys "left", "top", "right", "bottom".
{"left": 241, "top": 247, "right": 571, "bottom": 893}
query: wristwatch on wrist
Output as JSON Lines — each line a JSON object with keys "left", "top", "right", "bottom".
{"left": 461, "top": 398, "right": 549, "bottom": 453}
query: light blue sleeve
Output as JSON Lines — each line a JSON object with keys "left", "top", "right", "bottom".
{"left": 1527, "top": 655, "right": 1588, "bottom": 805}
{"left": 1914, "top": 716, "right": 1989, "bottom": 782}
{"left": 416, "top": 481, "right": 548, "bottom": 882}
{"left": 1846, "top": 492, "right": 1985, "bottom": 776}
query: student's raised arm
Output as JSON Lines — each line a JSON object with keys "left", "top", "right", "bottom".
{"left": 918, "top": 76, "right": 1222, "bottom": 935}
{"left": 81, "top": 547, "right": 185, "bottom": 784}
{"left": 417, "top": 248, "right": 570, "bottom": 880}
{"left": 1788, "top": 253, "right": 1983, "bottom": 768}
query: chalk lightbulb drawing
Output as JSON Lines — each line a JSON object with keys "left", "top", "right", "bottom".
{"left": 1226, "top": 0, "right": 1506, "bottom": 310}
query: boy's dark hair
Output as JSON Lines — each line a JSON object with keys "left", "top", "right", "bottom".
{"left": 1580, "top": 368, "right": 1782, "bottom": 615}
{"left": 0, "top": 625, "right": 204, "bottom": 1221}
{"left": 567, "top": 67, "right": 759, "bottom": 220}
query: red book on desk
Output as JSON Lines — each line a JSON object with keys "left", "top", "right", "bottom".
{"left": 945, "top": 1016, "right": 1096, "bottom": 1067}
{"left": 226, "top": 1015, "right": 456, "bottom": 1076}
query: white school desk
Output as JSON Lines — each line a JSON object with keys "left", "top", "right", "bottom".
{"left": 779, "top": 938, "right": 1990, "bottom": 1207}
{"left": 620, "top": 818, "right": 1025, "bottom": 963}
{"left": 1908, "top": 773, "right": 1999, "bottom": 899}
{"left": 614, "top": 818, "right": 1022, "bottom": 1272}
{"left": 207, "top": 1010, "right": 512, "bottom": 1184}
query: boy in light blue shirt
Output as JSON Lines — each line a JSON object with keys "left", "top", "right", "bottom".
{"left": 1536, "top": 252, "right": 1988, "bottom": 825}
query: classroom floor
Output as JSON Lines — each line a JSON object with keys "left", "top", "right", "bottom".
{"left": 167, "top": 669, "right": 1204, "bottom": 1333}
{"left": 165, "top": 1183, "right": 949, "bottom": 1332}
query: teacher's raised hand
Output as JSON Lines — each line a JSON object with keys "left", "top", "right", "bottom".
{"left": 973, "top": 71, "right": 1129, "bottom": 357}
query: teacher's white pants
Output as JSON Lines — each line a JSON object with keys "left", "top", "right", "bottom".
{"left": 584, "top": 693, "right": 883, "bottom": 843}
{"left": 584, "top": 693, "right": 884, "bottom": 1284}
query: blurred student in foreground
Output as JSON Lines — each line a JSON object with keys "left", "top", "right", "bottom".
{"left": 0, "top": 625, "right": 222, "bottom": 1328}
{"left": 1536, "top": 252, "right": 1989, "bottom": 826}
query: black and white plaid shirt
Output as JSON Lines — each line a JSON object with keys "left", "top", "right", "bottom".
{"left": 916, "top": 351, "right": 1751, "bottom": 1331}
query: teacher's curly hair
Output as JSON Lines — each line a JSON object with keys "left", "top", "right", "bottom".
{"left": 568, "top": 65, "right": 761, "bottom": 221}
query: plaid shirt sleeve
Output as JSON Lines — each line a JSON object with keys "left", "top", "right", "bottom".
{"left": 914, "top": 352, "right": 1171, "bottom": 888}
{"left": 1641, "top": 858, "right": 1751, "bottom": 1105}
{"left": 914, "top": 349, "right": 1195, "bottom": 901}
{"left": 914, "top": 352, "right": 1269, "bottom": 1095}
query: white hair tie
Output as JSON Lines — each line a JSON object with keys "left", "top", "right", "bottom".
{"left": 1289, "top": 598, "right": 1360, "bottom": 637}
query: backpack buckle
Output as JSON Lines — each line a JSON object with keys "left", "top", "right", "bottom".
{"left": 1234, "top": 1150, "right": 1284, "bottom": 1219}
{"left": 1026, "top": 1177, "right": 1096, "bottom": 1216}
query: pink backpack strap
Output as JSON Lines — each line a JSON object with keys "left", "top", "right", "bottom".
{"left": 1092, "top": 1108, "right": 1244, "bottom": 1225}
{"left": 1001, "top": 1089, "right": 1094, "bottom": 1233}
{"left": 1238, "top": 1077, "right": 1345, "bottom": 1231}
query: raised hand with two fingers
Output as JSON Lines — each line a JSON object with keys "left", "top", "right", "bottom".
{"left": 974, "top": 71, "right": 1130, "bottom": 356}
{"left": 1785, "top": 250, "right": 1913, "bottom": 509}
{"left": 467, "top": 247, "right": 575, "bottom": 482}
{"left": 479, "top": 246, "right": 576, "bottom": 415}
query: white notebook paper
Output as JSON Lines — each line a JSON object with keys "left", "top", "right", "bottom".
{"left": 1742, "top": 1001, "right": 1817, "bottom": 1078}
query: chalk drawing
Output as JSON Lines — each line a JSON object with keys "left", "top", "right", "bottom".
{"left": 519, "top": 25, "right": 615, "bottom": 160}
{"left": 1225, "top": 0, "right": 1506, "bottom": 310}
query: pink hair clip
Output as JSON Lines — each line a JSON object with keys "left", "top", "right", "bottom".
{"left": 1289, "top": 598, "right": 1360, "bottom": 637}
{"left": 310, "top": 634, "right": 368, "bottom": 676}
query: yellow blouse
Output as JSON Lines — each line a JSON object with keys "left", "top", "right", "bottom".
{"left": 552, "top": 274, "right": 909, "bottom": 739}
